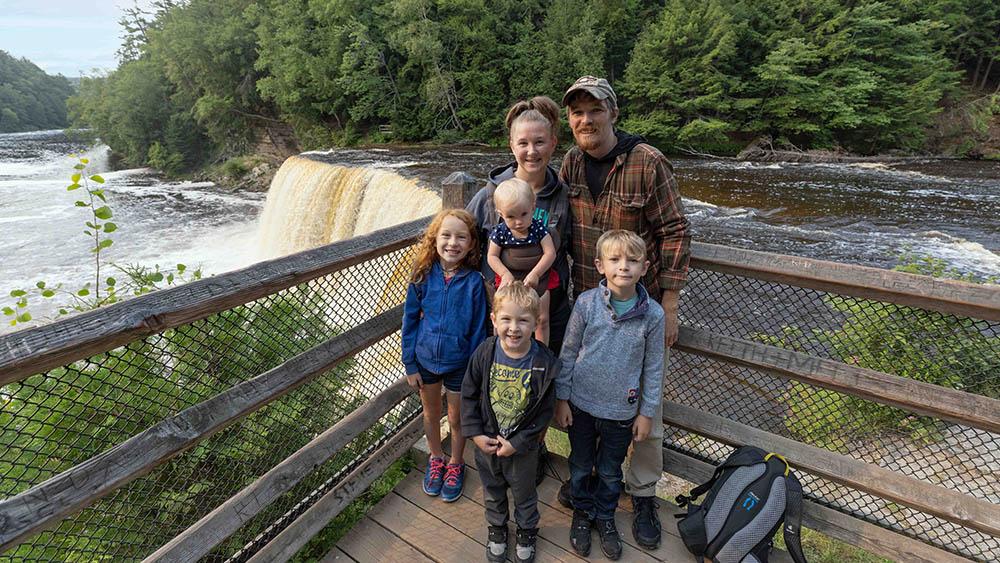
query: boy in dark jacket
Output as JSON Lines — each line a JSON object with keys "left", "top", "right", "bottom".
{"left": 461, "top": 282, "right": 561, "bottom": 563}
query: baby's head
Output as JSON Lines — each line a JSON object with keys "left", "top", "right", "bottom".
{"left": 493, "top": 178, "right": 535, "bottom": 235}
{"left": 491, "top": 281, "right": 539, "bottom": 354}
{"left": 595, "top": 230, "right": 649, "bottom": 291}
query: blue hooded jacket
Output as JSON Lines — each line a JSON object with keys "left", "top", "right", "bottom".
{"left": 401, "top": 262, "right": 488, "bottom": 375}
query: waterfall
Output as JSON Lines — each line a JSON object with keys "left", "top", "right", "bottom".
{"left": 257, "top": 155, "right": 441, "bottom": 259}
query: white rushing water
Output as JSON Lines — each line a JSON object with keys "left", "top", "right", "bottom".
{"left": 0, "top": 131, "right": 264, "bottom": 328}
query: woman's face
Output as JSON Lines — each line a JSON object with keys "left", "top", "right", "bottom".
{"left": 509, "top": 120, "right": 556, "bottom": 178}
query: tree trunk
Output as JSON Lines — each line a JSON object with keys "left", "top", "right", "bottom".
{"left": 980, "top": 57, "right": 996, "bottom": 91}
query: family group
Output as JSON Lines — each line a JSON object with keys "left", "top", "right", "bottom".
{"left": 400, "top": 75, "right": 691, "bottom": 562}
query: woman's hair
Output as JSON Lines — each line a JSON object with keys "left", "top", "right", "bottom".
{"left": 493, "top": 281, "right": 540, "bottom": 320}
{"left": 493, "top": 178, "right": 535, "bottom": 211}
{"left": 505, "top": 96, "right": 560, "bottom": 141}
{"left": 410, "top": 208, "right": 481, "bottom": 283}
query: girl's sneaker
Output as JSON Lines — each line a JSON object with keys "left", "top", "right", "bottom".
{"left": 422, "top": 456, "right": 446, "bottom": 496}
{"left": 440, "top": 462, "right": 465, "bottom": 502}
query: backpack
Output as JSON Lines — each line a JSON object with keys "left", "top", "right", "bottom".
{"left": 675, "top": 446, "right": 807, "bottom": 563}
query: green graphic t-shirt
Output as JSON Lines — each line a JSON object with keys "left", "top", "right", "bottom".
{"left": 490, "top": 340, "right": 535, "bottom": 437}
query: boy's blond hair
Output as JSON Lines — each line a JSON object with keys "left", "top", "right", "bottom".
{"left": 493, "top": 281, "right": 540, "bottom": 320}
{"left": 596, "top": 229, "right": 646, "bottom": 260}
{"left": 493, "top": 178, "right": 535, "bottom": 210}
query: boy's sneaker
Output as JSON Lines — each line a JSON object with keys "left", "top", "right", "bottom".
{"left": 569, "top": 509, "right": 593, "bottom": 556}
{"left": 597, "top": 518, "right": 623, "bottom": 560}
{"left": 440, "top": 462, "right": 465, "bottom": 502}
{"left": 422, "top": 456, "right": 445, "bottom": 496}
{"left": 486, "top": 525, "right": 507, "bottom": 563}
{"left": 631, "top": 495, "right": 661, "bottom": 549}
{"left": 514, "top": 527, "right": 538, "bottom": 563}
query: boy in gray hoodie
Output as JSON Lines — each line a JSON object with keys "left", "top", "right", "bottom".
{"left": 554, "top": 230, "right": 665, "bottom": 560}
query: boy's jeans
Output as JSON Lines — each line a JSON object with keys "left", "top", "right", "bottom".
{"left": 567, "top": 403, "right": 635, "bottom": 521}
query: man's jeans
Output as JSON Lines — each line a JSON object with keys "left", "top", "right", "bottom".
{"left": 567, "top": 403, "right": 635, "bottom": 521}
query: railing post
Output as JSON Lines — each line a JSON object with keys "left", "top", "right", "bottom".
{"left": 441, "top": 171, "right": 477, "bottom": 209}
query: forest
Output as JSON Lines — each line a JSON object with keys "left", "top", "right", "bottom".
{"left": 67, "top": 0, "right": 1000, "bottom": 173}
{"left": 0, "top": 51, "right": 75, "bottom": 133}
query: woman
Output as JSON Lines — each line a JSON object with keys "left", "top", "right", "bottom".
{"left": 466, "top": 96, "right": 572, "bottom": 354}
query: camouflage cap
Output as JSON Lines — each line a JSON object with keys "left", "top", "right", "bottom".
{"left": 562, "top": 75, "right": 618, "bottom": 109}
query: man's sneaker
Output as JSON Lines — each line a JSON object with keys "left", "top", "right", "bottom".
{"left": 569, "top": 509, "right": 593, "bottom": 556}
{"left": 631, "top": 495, "right": 661, "bottom": 549}
{"left": 422, "top": 456, "right": 445, "bottom": 496}
{"left": 486, "top": 525, "right": 507, "bottom": 563}
{"left": 535, "top": 443, "right": 548, "bottom": 485}
{"left": 597, "top": 518, "right": 623, "bottom": 560}
{"left": 440, "top": 463, "right": 465, "bottom": 502}
{"left": 557, "top": 480, "right": 573, "bottom": 509}
{"left": 514, "top": 527, "right": 538, "bottom": 563}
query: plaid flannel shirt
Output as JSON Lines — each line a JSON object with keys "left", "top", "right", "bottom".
{"left": 559, "top": 142, "right": 691, "bottom": 298}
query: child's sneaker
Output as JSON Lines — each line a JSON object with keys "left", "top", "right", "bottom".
{"left": 422, "top": 456, "right": 445, "bottom": 496}
{"left": 597, "top": 518, "right": 623, "bottom": 560}
{"left": 514, "top": 527, "right": 538, "bottom": 563}
{"left": 440, "top": 462, "right": 465, "bottom": 502}
{"left": 486, "top": 525, "right": 507, "bottom": 563}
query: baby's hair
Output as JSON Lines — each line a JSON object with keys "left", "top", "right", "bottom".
{"left": 410, "top": 208, "right": 480, "bottom": 283}
{"left": 493, "top": 281, "right": 540, "bottom": 320}
{"left": 505, "top": 96, "right": 560, "bottom": 141}
{"left": 596, "top": 229, "right": 646, "bottom": 260}
{"left": 493, "top": 178, "right": 535, "bottom": 211}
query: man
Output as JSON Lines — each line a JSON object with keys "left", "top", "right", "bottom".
{"left": 557, "top": 75, "right": 691, "bottom": 550}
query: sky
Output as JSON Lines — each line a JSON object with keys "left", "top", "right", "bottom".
{"left": 0, "top": 1, "right": 156, "bottom": 77}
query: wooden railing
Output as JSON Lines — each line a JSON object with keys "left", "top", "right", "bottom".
{"left": 1, "top": 175, "right": 998, "bottom": 562}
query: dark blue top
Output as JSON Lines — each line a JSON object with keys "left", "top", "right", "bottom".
{"left": 401, "top": 262, "right": 488, "bottom": 375}
{"left": 489, "top": 217, "right": 549, "bottom": 248}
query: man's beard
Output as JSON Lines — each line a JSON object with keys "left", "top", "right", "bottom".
{"left": 574, "top": 128, "right": 606, "bottom": 151}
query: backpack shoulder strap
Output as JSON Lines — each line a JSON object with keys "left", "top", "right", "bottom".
{"left": 783, "top": 474, "right": 808, "bottom": 563}
{"left": 676, "top": 446, "right": 766, "bottom": 507}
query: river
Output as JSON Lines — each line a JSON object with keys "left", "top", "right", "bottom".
{"left": 2, "top": 130, "right": 999, "bottom": 330}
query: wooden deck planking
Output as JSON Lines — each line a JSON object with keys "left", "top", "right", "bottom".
{"left": 332, "top": 447, "right": 794, "bottom": 563}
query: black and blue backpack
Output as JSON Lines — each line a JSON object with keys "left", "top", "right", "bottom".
{"left": 675, "top": 446, "right": 807, "bottom": 563}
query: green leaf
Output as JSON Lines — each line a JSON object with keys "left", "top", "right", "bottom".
{"left": 106, "top": 277, "right": 116, "bottom": 286}
{"left": 103, "top": 222, "right": 118, "bottom": 233}
{"left": 9, "top": 289, "right": 26, "bottom": 297}
{"left": 74, "top": 163, "right": 85, "bottom": 170}
{"left": 75, "top": 201, "right": 87, "bottom": 207}
{"left": 71, "top": 173, "right": 81, "bottom": 183}
{"left": 93, "top": 190, "right": 107, "bottom": 202}
{"left": 2, "top": 307, "right": 14, "bottom": 315}
{"left": 41, "top": 289, "right": 55, "bottom": 298}
{"left": 80, "top": 158, "right": 89, "bottom": 164}
{"left": 90, "top": 174, "right": 105, "bottom": 184}
{"left": 150, "top": 272, "right": 164, "bottom": 282}
{"left": 167, "top": 273, "right": 174, "bottom": 284}
{"left": 67, "top": 183, "right": 81, "bottom": 191}
{"left": 77, "top": 288, "right": 90, "bottom": 297}
{"left": 58, "top": 308, "right": 68, "bottom": 315}
{"left": 16, "top": 297, "right": 27, "bottom": 308}
{"left": 94, "top": 206, "right": 112, "bottom": 220}
{"left": 177, "top": 263, "right": 186, "bottom": 272}
{"left": 86, "top": 222, "right": 97, "bottom": 229}
{"left": 35, "top": 281, "right": 46, "bottom": 289}
{"left": 17, "top": 312, "right": 31, "bottom": 323}
{"left": 84, "top": 230, "right": 93, "bottom": 237}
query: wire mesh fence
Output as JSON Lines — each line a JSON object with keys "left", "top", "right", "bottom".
{"left": 0, "top": 245, "right": 419, "bottom": 562}
{"left": 669, "top": 268, "right": 1000, "bottom": 561}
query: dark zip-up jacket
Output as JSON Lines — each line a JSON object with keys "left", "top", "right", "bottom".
{"left": 460, "top": 336, "right": 561, "bottom": 454}
{"left": 401, "top": 262, "right": 488, "bottom": 375}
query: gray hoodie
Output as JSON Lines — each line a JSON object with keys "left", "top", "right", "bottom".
{"left": 556, "top": 281, "right": 665, "bottom": 420}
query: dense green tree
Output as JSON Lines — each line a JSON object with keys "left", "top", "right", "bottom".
{"left": 0, "top": 51, "right": 75, "bottom": 133}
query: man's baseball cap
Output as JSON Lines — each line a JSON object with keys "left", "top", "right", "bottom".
{"left": 562, "top": 75, "right": 618, "bottom": 109}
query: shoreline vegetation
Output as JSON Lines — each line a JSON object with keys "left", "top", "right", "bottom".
{"left": 58, "top": 0, "right": 998, "bottom": 183}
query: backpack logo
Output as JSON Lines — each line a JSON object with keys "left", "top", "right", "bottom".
{"left": 742, "top": 492, "right": 760, "bottom": 511}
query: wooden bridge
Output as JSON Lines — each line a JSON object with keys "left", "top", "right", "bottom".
{"left": 0, "top": 176, "right": 998, "bottom": 562}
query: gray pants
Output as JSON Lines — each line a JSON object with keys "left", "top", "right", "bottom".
{"left": 625, "top": 349, "right": 669, "bottom": 497}
{"left": 475, "top": 446, "right": 540, "bottom": 529}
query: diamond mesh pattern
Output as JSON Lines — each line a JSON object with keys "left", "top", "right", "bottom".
{"left": 668, "top": 269, "right": 1000, "bottom": 561}
{"left": 1, "top": 246, "right": 419, "bottom": 562}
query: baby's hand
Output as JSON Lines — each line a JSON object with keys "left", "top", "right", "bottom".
{"left": 499, "top": 273, "right": 515, "bottom": 289}
{"left": 474, "top": 435, "right": 500, "bottom": 454}
{"left": 523, "top": 272, "right": 539, "bottom": 289}
{"left": 555, "top": 400, "right": 573, "bottom": 428}
{"left": 496, "top": 436, "right": 516, "bottom": 457}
